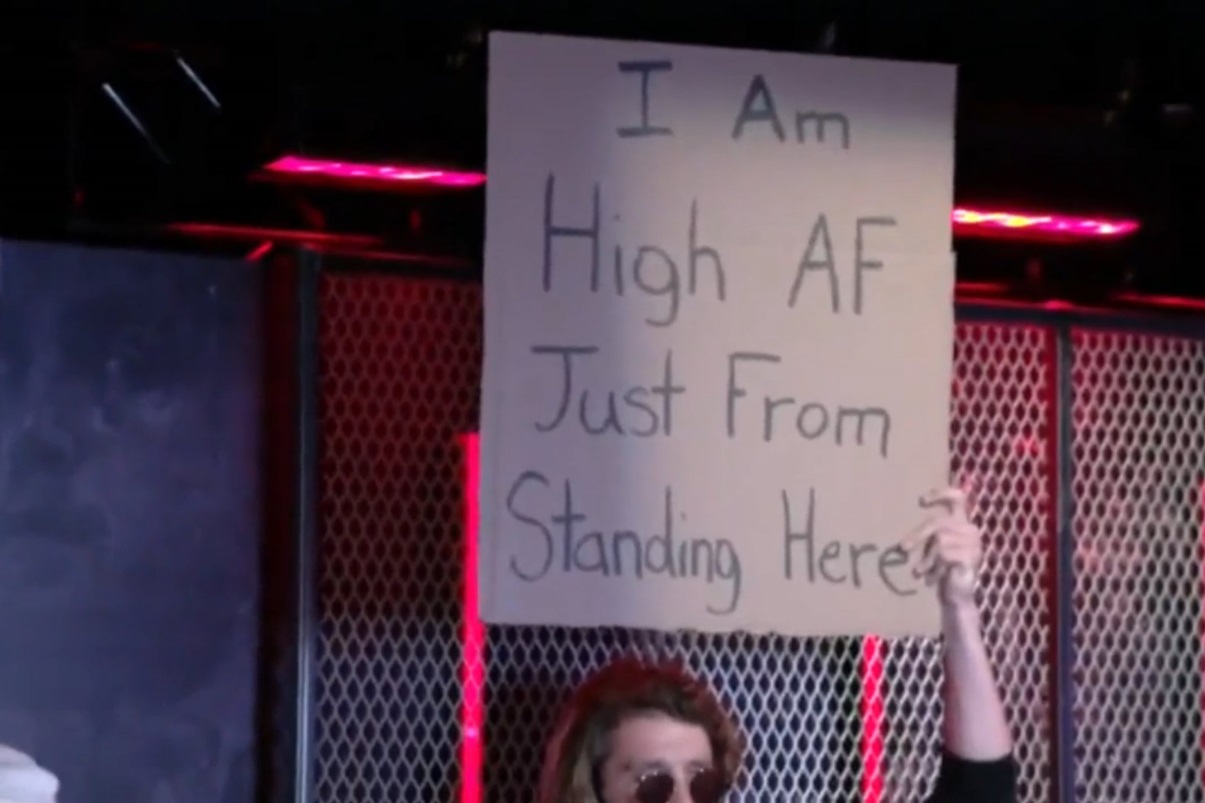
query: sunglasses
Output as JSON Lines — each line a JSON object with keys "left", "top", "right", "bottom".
{"left": 633, "top": 767, "right": 727, "bottom": 803}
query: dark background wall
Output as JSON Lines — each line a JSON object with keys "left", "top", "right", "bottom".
{"left": 2, "top": 0, "right": 1202, "bottom": 300}
{"left": 0, "top": 240, "right": 262, "bottom": 803}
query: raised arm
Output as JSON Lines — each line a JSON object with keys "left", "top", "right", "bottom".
{"left": 909, "top": 488, "right": 1017, "bottom": 803}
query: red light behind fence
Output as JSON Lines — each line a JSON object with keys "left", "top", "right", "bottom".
{"left": 260, "top": 157, "right": 1140, "bottom": 241}
{"left": 953, "top": 207, "right": 1139, "bottom": 240}
{"left": 460, "top": 434, "right": 485, "bottom": 803}
{"left": 263, "top": 155, "right": 486, "bottom": 188}
{"left": 861, "top": 637, "right": 885, "bottom": 803}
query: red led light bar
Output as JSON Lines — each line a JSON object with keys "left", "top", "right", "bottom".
{"left": 460, "top": 434, "right": 485, "bottom": 803}
{"left": 953, "top": 207, "right": 1139, "bottom": 241}
{"left": 260, "top": 157, "right": 1139, "bottom": 242}
{"left": 263, "top": 155, "right": 486, "bottom": 188}
{"left": 164, "top": 222, "right": 384, "bottom": 248}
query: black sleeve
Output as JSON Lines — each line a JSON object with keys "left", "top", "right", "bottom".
{"left": 924, "top": 751, "right": 1018, "bottom": 803}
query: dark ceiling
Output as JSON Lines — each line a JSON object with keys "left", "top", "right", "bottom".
{"left": 3, "top": 0, "right": 1203, "bottom": 297}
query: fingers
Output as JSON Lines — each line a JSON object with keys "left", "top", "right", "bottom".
{"left": 919, "top": 561, "right": 976, "bottom": 589}
{"left": 918, "top": 486, "right": 970, "bottom": 519}
{"left": 902, "top": 487, "right": 985, "bottom": 586}
{"left": 916, "top": 544, "right": 979, "bottom": 583}
{"left": 900, "top": 518, "right": 940, "bottom": 555}
{"left": 901, "top": 512, "right": 979, "bottom": 554}
{"left": 904, "top": 521, "right": 982, "bottom": 581}
{"left": 910, "top": 523, "right": 980, "bottom": 567}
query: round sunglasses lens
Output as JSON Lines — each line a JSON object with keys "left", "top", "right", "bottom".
{"left": 689, "top": 768, "right": 727, "bottom": 803}
{"left": 635, "top": 773, "right": 675, "bottom": 803}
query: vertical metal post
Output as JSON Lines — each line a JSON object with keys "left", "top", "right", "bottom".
{"left": 257, "top": 247, "right": 321, "bottom": 803}
{"left": 1050, "top": 324, "right": 1077, "bottom": 803}
{"left": 292, "top": 248, "right": 321, "bottom": 803}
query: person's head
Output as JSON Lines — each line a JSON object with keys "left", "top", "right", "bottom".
{"left": 536, "top": 658, "right": 742, "bottom": 803}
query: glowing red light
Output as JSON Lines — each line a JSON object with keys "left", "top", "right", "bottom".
{"left": 165, "top": 222, "right": 383, "bottom": 248}
{"left": 264, "top": 155, "right": 486, "bottom": 188}
{"left": 861, "top": 636, "right": 885, "bottom": 803}
{"left": 953, "top": 207, "right": 1139, "bottom": 240}
{"left": 260, "top": 158, "right": 1139, "bottom": 240}
{"left": 1113, "top": 293, "right": 1205, "bottom": 312}
{"left": 460, "top": 434, "right": 485, "bottom": 803}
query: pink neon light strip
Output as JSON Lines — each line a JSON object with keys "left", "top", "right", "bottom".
{"left": 460, "top": 434, "right": 485, "bottom": 803}
{"left": 264, "top": 155, "right": 486, "bottom": 187}
{"left": 952, "top": 207, "right": 1139, "bottom": 239}
{"left": 263, "top": 155, "right": 1139, "bottom": 240}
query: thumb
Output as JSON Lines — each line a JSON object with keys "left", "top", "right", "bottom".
{"left": 918, "top": 486, "right": 969, "bottom": 519}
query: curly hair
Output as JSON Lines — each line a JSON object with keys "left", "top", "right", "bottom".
{"left": 535, "top": 658, "right": 744, "bottom": 803}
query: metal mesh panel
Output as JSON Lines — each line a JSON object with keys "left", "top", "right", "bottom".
{"left": 879, "top": 323, "right": 1055, "bottom": 803}
{"left": 315, "top": 275, "right": 483, "bottom": 802}
{"left": 1070, "top": 330, "right": 1205, "bottom": 803}
{"left": 317, "top": 271, "right": 1202, "bottom": 803}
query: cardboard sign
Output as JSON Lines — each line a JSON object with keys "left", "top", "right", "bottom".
{"left": 480, "top": 32, "right": 957, "bottom": 637}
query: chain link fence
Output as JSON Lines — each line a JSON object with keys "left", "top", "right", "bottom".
{"left": 311, "top": 271, "right": 1205, "bottom": 803}
{"left": 1070, "top": 330, "right": 1205, "bottom": 803}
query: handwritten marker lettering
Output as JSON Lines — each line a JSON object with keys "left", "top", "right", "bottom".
{"left": 481, "top": 31, "right": 957, "bottom": 637}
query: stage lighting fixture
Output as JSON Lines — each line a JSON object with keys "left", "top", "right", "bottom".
{"left": 952, "top": 207, "right": 1139, "bottom": 241}
{"left": 262, "top": 156, "right": 486, "bottom": 189}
